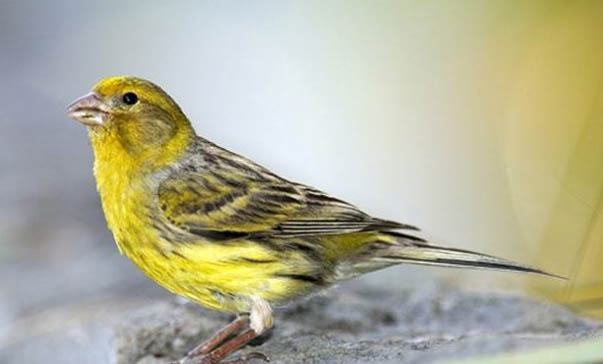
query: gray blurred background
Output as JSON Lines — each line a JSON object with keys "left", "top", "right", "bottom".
{"left": 2, "top": 0, "right": 602, "bottom": 358}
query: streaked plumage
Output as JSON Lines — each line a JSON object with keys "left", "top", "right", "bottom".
{"left": 67, "top": 76, "right": 557, "bottom": 363}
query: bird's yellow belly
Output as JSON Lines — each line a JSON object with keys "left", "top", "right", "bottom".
{"left": 117, "top": 228, "right": 319, "bottom": 313}
{"left": 100, "top": 180, "right": 328, "bottom": 313}
{"left": 122, "top": 239, "right": 239, "bottom": 312}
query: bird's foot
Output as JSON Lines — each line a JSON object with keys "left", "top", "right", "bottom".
{"left": 190, "top": 351, "right": 269, "bottom": 364}
{"left": 174, "top": 315, "right": 268, "bottom": 364}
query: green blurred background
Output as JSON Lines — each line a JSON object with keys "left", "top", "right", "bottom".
{"left": 0, "top": 0, "right": 601, "bottom": 354}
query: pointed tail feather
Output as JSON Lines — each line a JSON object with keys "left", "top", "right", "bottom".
{"left": 375, "top": 242, "right": 565, "bottom": 279}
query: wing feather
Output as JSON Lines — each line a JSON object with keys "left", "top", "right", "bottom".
{"left": 157, "top": 140, "right": 417, "bottom": 239}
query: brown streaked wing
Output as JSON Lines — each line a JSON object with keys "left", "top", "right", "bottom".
{"left": 158, "top": 144, "right": 418, "bottom": 240}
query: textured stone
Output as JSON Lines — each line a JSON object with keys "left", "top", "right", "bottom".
{"left": 2, "top": 281, "right": 601, "bottom": 364}
{"left": 109, "top": 282, "right": 602, "bottom": 364}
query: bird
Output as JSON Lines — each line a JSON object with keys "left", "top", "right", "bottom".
{"left": 67, "top": 76, "right": 558, "bottom": 364}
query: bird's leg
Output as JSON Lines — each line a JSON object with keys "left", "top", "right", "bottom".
{"left": 188, "top": 297, "right": 273, "bottom": 364}
{"left": 193, "top": 328, "right": 263, "bottom": 364}
{"left": 185, "top": 315, "right": 250, "bottom": 359}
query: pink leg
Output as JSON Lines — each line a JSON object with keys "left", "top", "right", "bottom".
{"left": 173, "top": 315, "right": 260, "bottom": 364}
{"left": 193, "top": 329, "right": 267, "bottom": 364}
{"left": 186, "top": 316, "right": 250, "bottom": 358}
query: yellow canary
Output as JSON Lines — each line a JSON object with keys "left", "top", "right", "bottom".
{"left": 67, "top": 76, "right": 556, "bottom": 364}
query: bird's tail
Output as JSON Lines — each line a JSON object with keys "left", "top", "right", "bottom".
{"left": 342, "top": 232, "right": 565, "bottom": 280}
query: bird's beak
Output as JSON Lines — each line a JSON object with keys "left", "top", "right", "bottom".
{"left": 66, "top": 92, "right": 108, "bottom": 127}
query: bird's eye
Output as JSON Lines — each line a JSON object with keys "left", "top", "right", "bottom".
{"left": 122, "top": 92, "right": 138, "bottom": 105}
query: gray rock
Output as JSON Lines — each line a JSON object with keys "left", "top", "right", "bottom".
{"left": 2, "top": 282, "right": 602, "bottom": 364}
{"left": 115, "top": 283, "right": 602, "bottom": 364}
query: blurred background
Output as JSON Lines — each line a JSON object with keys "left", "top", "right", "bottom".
{"left": 1, "top": 0, "right": 601, "bottom": 356}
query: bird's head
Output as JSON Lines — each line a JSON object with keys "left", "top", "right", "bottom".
{"left": 68, "top": 76, "right": 194, "bottom": 169}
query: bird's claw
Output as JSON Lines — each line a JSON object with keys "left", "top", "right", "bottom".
{"left": 185, "top": 351, "right": 269, "bottom": 364}
{"left": 244, "top": 352, "right": 270, "bottom": 362}
{"left": 221, "top": 351, "right": 270, "bottom": 364}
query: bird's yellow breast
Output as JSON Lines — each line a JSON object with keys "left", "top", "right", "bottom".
{"left": 91, "top": 138, "right": 318, "bottom": 312}
{"left": 90, "top": 131, "right": 209, "bottom": 303}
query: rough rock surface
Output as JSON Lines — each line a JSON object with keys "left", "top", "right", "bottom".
{"left": 3, "top": 281, "right": 602, "bottom": 364}
{"left": 120, "top": 282, "right": 601, "bottom": 364}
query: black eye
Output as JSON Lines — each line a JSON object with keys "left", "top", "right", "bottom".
{"left": 122, "top": 92, "right": 138, "bottom": 105}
